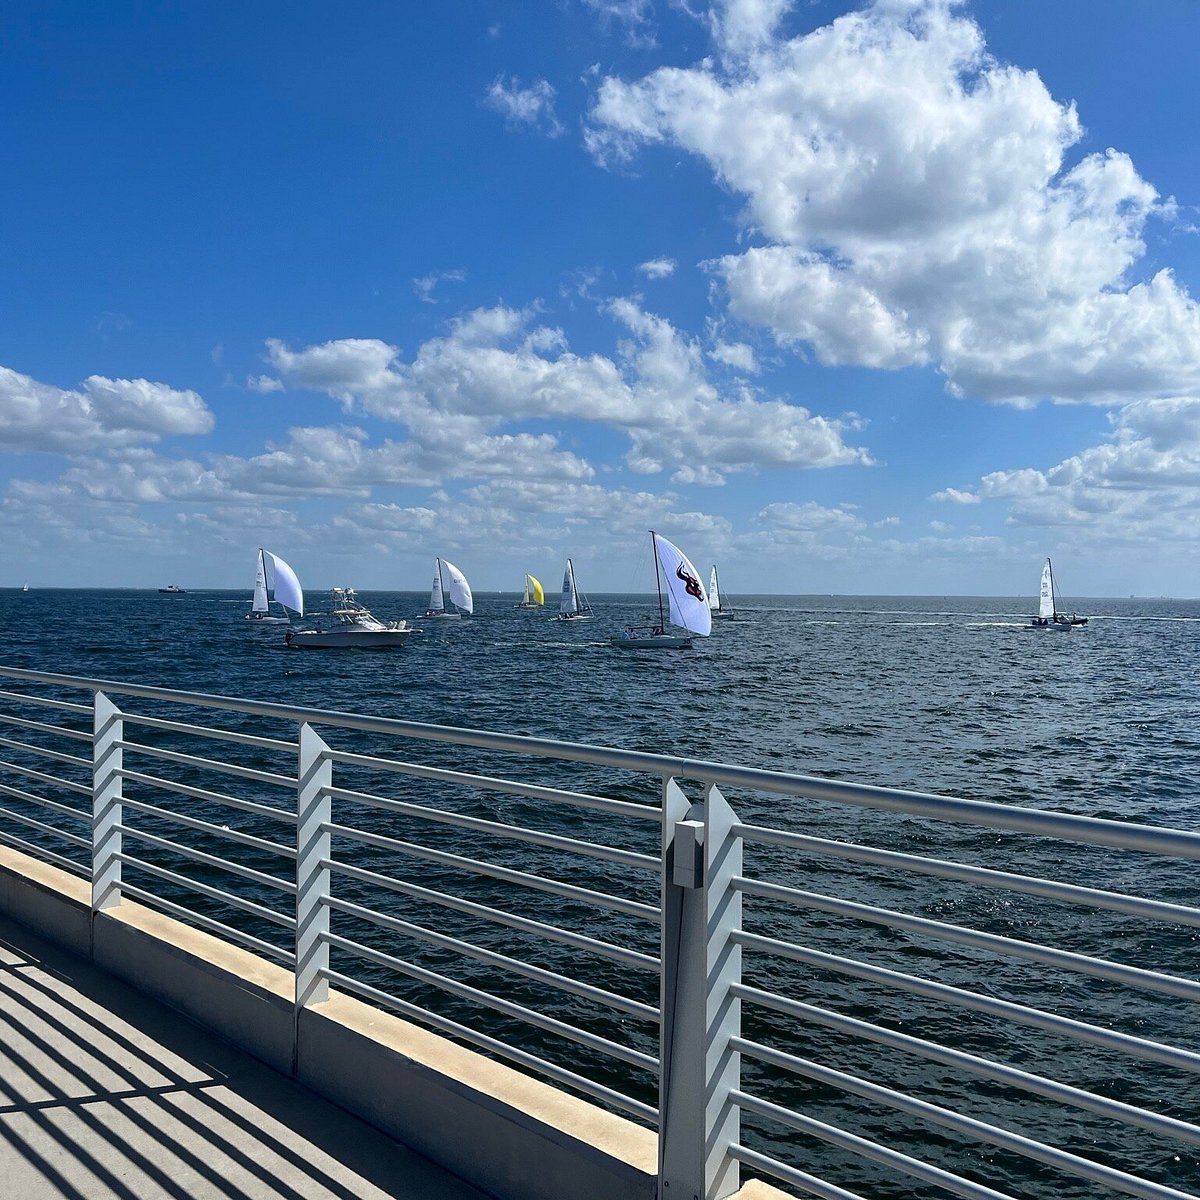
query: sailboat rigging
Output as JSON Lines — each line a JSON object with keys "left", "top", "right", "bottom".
{"left": 556, "top": 558, "right": 593, "bottom": 622}
{"left": 613, "top": 531, "right": 711, "bottom": 649}
{"left": 423, "top": 557, "right": 473, "bottom": 619}
{"left": 1030, "top": 558, "right": 1087, "bottom": 629}
{"left": 515, "top": 574, "right": 545, "bottom": 609}
{"left": 246, "top": 547, "right": 292, "bottom": 622}
{"left": 708, "top": 564, "right": 734, "bottom": 619}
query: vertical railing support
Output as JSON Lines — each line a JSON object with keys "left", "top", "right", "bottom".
{"left": 658, "top": 778, "right": 742, "bottom": 1200}
{"left": 92, "top": 691, "right": 123, "bottom": 911}
{"left": 295, "top": 722, "right": 332, "bottom": 1010}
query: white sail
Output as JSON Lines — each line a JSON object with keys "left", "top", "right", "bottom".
{"left": 653, "top": 533, "right": 711, "bottom": 637}
{"left": 442, "top": 559, "right": 473, "bottom": 614}
{"left": 708, "top": 565, "right": 721, "bottom": 612}
{"left": 560, "top": 560, "right": 577, "bottom": 615}
{"left": 263, "top": 550, "right": 302, "bottom": 616}
{"left": 1039, "top": 559, "right": 1054, "bottom": 619}
{"left": 252, "top": 548, "right": 270, "bottom": 613}
{"left": 430, "top": 560, "right": 446, "bottom": 613}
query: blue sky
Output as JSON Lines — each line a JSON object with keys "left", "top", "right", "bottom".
{"left": 4, "top": 0, "right": 1200, "bottom": 596}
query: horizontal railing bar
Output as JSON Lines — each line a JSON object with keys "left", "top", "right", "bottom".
{"left": 119, "top": 826, "right": 297, "bottom": 895}
{"left": 9, "top": 667, "right": 1197, "bottom": 862}
{"left": 733, "top": 941, "right": 1200, "bottom": 1074}
{"left": 0, "top": 828, "right": 88, "bottom": 877}
{"left": 118, "top": 767, "right": 296, "bottom": 825}
{"left": 122, "top": 711, "right": 299, "bottom": 755}
{"left": 326, "top": 784, "right": 659, "bottom": 873}
{"left": 324, "top": 896, "right": 658, "bottom": 1022}
{"left": 733, "top": 1040, "right": 1197, "bottom": 1200}
{"left": 116, "top": 741, "right": 296, "bottom": 789}
{"left": 0, "top": 806, "right": 90, "bottom": 849}
{"left": 320, "top": 967, "right": 658, "bottom": 1124}
{"left": 0, "top": 711, "right": 92, "bottom": 742}
{"left": 325, "top": 825, "right": 658, "bottom": 921}
{"left": 732, "top": 1097, "right": 1021, "bottom": 1200}
{"left": 0, "top": 689, "right": 92, "bottom": 714}
{"left": 326, "top": 931, "right": 659, "bottom": 1074}
{"left": 734, "top": 985, "right": 1200, "bottom": 1147}
{"left": 735, "top": 879, "right": 1200, "bottom": 1003}
{"left": 116, "top": 881, "right": 295, "bottom": 964}
{"left": 120, "top": 796, "right": 297, "bottom": 860}
{"left": 327, "top": 860, "right": 659, "bottom": 972}
{"left": 0, "top": 780, "right": 89, "bottom": 823}
{"left": 116, "top": 852, "right": 296, "bottom": 929}
{"left": 0, "top": 759, "right": 91, "bottom": 796}
{"left": 729, "top": 1144, "right": 868, "bottom": 1200}
{"left": 0, "top": 734, "right": 91, "bottom": 770}
{"left": 327, "top": 747, "right": 661, "bottom": 821}
{"left": 736, "top": 824, "right": 1200, "bottom": 929}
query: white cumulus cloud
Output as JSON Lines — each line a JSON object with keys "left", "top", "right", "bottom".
{"left": 588, "top": 0, "right": 1200, "bottom": 406}
{"left": 485, "top": 76, "right": 564, "bottom": 137}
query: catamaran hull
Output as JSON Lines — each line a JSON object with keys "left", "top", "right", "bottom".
{"left": 286, "top": 629, "right": 414, "bottom": 648}
{"left": 612, "top": 631, "right": 694, "bottom": 650}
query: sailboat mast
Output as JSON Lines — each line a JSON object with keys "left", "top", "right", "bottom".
{"left": 1048, "top": 557, "right": 1057, "bottom": 612}
{"left": 650, "top": 530, "right": 665, "bottom": 629}
{"left": 567, "top": 558, "right": 576, "bottom": 613}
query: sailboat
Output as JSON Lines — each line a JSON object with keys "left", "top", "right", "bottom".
{"left": 422, "top": 557, "right": 473, "bottom": 619}
{"left": 515, "top": 574, "right": 545, "bottom": 609}
{"left": 612, "top": 532, "right": 711, "bottom": 650}
{"left": 555, "top": 558, "right": 593, "bottom": 622}
{"left": 1030, "top": 558, "right": 1087, "bottom": 629}
{"left": 708, "top": 565, "right": 734, "bottom": 619}
{"left": 245, "top": 547, "right": 292, "bottom": 622}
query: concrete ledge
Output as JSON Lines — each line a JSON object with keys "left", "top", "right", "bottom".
{"left": 92, "top": 900, "right": 296, "bottom": 1077}
{"left": 300, "top": 991, "right": 658, "bottom": 1200}
{"left": 0, "top": 844, "right": 91, "bottom": 958}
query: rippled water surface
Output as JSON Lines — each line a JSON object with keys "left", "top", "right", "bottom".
{"left": 3, "top": 588, "right": 1199, "bottom": 1197}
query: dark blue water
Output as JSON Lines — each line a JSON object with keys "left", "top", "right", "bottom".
{"left": 2, "top": 588, "right": 1199, "bottom": 1198}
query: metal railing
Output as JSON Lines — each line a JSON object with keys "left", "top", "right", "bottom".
{"left": 0, "top": 664, "right": 1198, "bottom": 1200}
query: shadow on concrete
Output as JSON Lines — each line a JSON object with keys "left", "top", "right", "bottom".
{"left": 0, "top": 916, "right": 491, "bottom": 1199}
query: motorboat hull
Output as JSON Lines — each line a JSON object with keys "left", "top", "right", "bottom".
{"left": 287, "top": 628, "right": 414, "bottom": 648}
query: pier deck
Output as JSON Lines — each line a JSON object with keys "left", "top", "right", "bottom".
{"left": 0, "top": 916, "right": 487, "bottom": 1200}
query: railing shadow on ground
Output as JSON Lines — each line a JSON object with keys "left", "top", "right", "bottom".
{"left": 0, "top": 916, "right": 488, "bottom": 1200}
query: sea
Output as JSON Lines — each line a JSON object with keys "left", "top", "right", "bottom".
{"left": 2, "top": 587, "right": 1199, "bottom": 1198}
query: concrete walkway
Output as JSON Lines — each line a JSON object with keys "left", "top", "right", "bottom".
{"left": 0, "top": 916, "right": 491, "bottom": 1200}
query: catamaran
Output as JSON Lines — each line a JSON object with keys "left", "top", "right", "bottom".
{"left": 246, "top": 547, "right": 292, "bottom": 622}
{"left": 556, "top": 558, "right": 593, "bottom": 622}
{"left": 708, "top": 564, "right": 734, "bottom": 619}
{"left": 1030, "top": 558, "right": 1088, "bottom": 629}
{"left": 515, "top": 574, "right": 545, "bottom": 609}
{"left": 613, "top": 532, "right": 711, "bottom": 650}
{"left": 423, "top": 557, "right": 473, "bottom": 619}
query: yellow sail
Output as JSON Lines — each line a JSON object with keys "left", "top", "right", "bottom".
{"left": 528, "top": 574, "right": 545, "bottom": 605}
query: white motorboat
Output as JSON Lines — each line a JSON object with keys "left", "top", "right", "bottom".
{"left": 613, "top": 532, "right": 711, "bottom": 650}
{"left": 555, "top": 558, "right": 594, "bottom": 622}
{"left": 286, "top": 588, "right": 414, "bottom": 648}
{"left": 1030, "top": 558, "right": 1088, "bottom": 629}
{"left": 422, "top": 557, "right": 473, "bottom": 619}
{"left": 245, "top": 547, "right": 292, "bottom": 622}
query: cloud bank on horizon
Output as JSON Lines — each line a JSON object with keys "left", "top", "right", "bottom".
{"left": 3, "top": 0, "right": 1199, "bottom": 591}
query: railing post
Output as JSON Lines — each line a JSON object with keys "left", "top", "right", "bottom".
{"left": 92, "top": 691, "right": 123, "bottom": 911}
{"left": 658, "top": 778, "right": 742, "bottom": 1200}
{"left": 295, "top": 722, "right": 332, "bottom": 1010}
